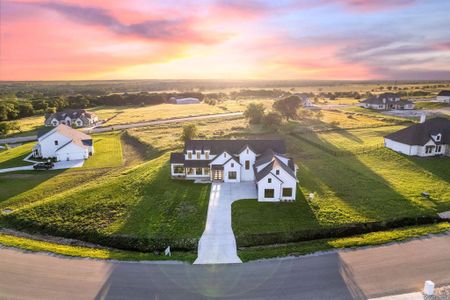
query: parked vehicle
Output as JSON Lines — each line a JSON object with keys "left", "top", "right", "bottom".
{"left": 33, "top": 162, "right": 54, "bottom": 170}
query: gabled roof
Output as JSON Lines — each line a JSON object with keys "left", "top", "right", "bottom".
{"left": 361, "top": 93, "right": 406, "bottom": 105}
{"left": 45, "top": 109, "right": 97, "bottom": 122}
{"left": 438, "top": 90, "right": 450, "bottom": 96}
{"left": 255, "top": 148, "right": 288, "bottom": 167}
{"left": 255, "top": 156, "right": 296, "bottom": 182}
{"left": 39, "top": 124, "right": 92, "bottom": 142}
{"left": 170, "top": 153, "right": 185, "bottom": 164}
{"left": 184, "top": 139, "right": 286, "bottom": 155}
{"left": 384, "top": 117, "right": 450, "bottom": 146}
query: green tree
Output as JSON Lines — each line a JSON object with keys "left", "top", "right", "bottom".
{"left": 244, "top": 103, "right": 265, "bottom": 124}
{"left": 263, "top": 112, "right": 282, "bottom": 128}
{"left": 273, "top": 96, "right": 302, "bottom": 120}
{"left": 181, "top": 124, "right": 198, "bottom": 142}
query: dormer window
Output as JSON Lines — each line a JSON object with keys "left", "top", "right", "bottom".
{"left": 196, "top": 151, "right": 201, "bottom": 159}
{"left": 205, "top": 151, "right": 209, "bottom": 160}
{"left": 435, "top": 134, "right": 441, "bottom": 142}
{"left": 188, "top": 151, "right": 192, "bottom": 159}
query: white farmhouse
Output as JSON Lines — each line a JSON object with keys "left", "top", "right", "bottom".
{"left": 361, "top": 93, "right": 414, "bottom": 110}
{"left": 33, "top": 124, "right": 94, "bottom": 161}
{"left": 384, "top": 116, "right": 450, "bottom": 157}
{"left": 45, "top": 109, "right": 98, "bottom": 127}
{"left": 436, "top": 91, "right": 450, "bottom": 103}
{"left": 170, "top": 139, "right": 298, "bottom": 202}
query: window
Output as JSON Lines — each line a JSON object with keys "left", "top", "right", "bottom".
{"left": 436, "top": 145, "right": 442, "bottom": 153}
{"left": 245, "top": 160, "right": 250, "bottom": 170}
{"left": 435, "top": 134, "right": 441, "bottom": 142}
{"left": 246, "top": 149, "right": 249, "bottom": 154}
{"left": 276, "top": 170, "right": 280, "bottom": 175}
{"left": 425, "top": 146, "right": 435, "bottom": 154}
{"left": 174, "top": 166, "right": 184, "bottom": 174}
{"left": 205, "top": 151, "right": 209, "bottom": 160}
{"left": 268, "top": 178, "right": 272, "bottom": 183}
{"left": 224, "top": 153, "right": 227, "bottom": 158}
{"left": 203, "top": 168, "right": 210, "bottom": 175}
{"left": 196, "top": 151, "right": 201, "bottom": 159}
{"left": 186, "top": 168, "right": 195, "bottom": 175}
{"left": 264, "top": 189, "right": 274, "bottom": 198}
{"left": 188, "top": 152, "right": 192, "bottom": 159}
{"left": 231, "top": 163, "right": 234, "bottom": 167}
{"left": 282, "top": 188, "right": 292, "bottom": 197}
{"left": 54, "top": 140, "right": 59, "bottom": 146}
{"left": 228, "top": 171, "right": 237, "bottom": 180}
{"left": 196, "top": 168, "right": 202, "bottom": 175}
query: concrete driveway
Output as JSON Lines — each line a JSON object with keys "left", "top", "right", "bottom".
{"left": 194, "top": 182, "right": 257, "bottom": 265}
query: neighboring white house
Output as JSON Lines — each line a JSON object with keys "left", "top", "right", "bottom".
{"left": 170, "top": 139, "right": 298, "bottom": 202}
{"left": 384, "top": 116, "right": 450, "bottom": 157}
{"left": 45, "top": 109, "right": 98, "bottom": 127}
{"left": 361, "top": 93, "right": 414, "bottom": 110}
{"left": 436, "top": 91, "right": 450, "bottom": 103}
{"left": 294, "top": 93, "right": 314, "bottom": 107}
{"left": 33, "top": 124, "right": 94, "bottom": 161}
{"left": 169, "top": 97, "right": 200, "bottom": 104}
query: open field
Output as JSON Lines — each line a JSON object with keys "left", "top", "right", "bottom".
{"left": 415, "top": 101, "right": 450, "bottom": 110}
{"left": 81, "top": 132, "right": 123, "bottom": 169}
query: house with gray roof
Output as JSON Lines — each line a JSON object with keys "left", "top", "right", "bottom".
{"left": 170, "top": 139, "right": 298, "bottom": 202}
{"left": 45, "top": 109, "right": 98, "bottom": 127}
{"left": 384, "top": 116, "right": 450, "bottom": 157}
{"left": 33, "top": 124, "right": 94, "bottom": 161}
{"left": 361, "top": 93, "right": 414, "bottom": 110}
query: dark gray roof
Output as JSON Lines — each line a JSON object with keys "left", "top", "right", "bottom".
{"left": 255, "top": 157, "right": 296, "bottom": 182}
{"left": 184, "top": 139, "right": 286, "bottom": 155}
{"left": 361, "top": 93, "right": 405, "bottom": 105}
{"left": 385, "top": 117, "right": 450, "bottom": 146}
{"left": 184, "top": 160, "right": 211, "bottom": 168}
{"left": 255, "top": 148, "right": 287, "bottom": 167}
{"left": 438, "top": 90, "right": 450, "bottom": 96}
{"left": 170, "top": 153, "right": 185, "bottom": 164}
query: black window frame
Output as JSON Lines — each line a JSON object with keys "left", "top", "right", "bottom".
{"left": 245, "top": 160, "right": 250, "bottom": 170}
{"left": 228, "top": 171, "right": 237, "bottom": 180}
{"left": 264, "top": 189, "right": 275, "bottom": 198}
{"left": 282, "top": 188, "right": 292, "bottom": 197}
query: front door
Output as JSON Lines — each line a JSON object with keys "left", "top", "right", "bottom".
{"left": 213, "top": 170, "right": 223, "bottom": 181}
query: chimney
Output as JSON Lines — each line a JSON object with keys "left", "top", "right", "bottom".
{"left": 420, "top": 114, "right": 426, "bottom": 123}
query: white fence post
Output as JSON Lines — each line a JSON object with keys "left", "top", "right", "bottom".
{"left": 423, "top": 280, "right": 435, "bottom": 296}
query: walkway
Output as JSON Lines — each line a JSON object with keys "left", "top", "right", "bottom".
{"left": 0, "top": 234, "right": 449, "bottom": 299}
{"left": 194, "top": 182, "right": 257, "bottom": 264}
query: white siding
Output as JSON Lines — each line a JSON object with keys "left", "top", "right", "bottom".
{"left": 238, "top": 147, "right": 256, "bottom": 181}
{"left": 257, "top": 173, "right": 282, "bottom": 202}
{"left": 223, "top": 159, "right": 241, "bottom": 182}
{"left": 384, "top": 138, "right": 415, "bottom": 155}
{"left": 39, "top": 132, "right": 73, "bottom": 158}
{"left": 55, "top": 143, "right": 88, "bottom": 161}
{"left": 436, "top": 96, "right": 450, "bottom": 103}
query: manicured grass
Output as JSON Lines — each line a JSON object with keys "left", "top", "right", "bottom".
{"left": 0, "top": 154, "right": 211, "bottom": 251}
{"left": 82, "top": 132, "right": 123, "bottom": 169}
{"left": 233, "top": 131, "right": 450, "bottom": 238}
{"left": 415, "top": 101, "right": 450, "bottom": 110}
{"left": 0, "top": 143, "right": 34, "bottom": 169}
{"left": 238, "top": 222, "right": 450, "bottom": 262}
{"left": 0, "top": 233, "right": 195, "bottom": 262}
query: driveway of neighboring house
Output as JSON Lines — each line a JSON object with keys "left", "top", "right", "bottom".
{"left": 194, "top": 182, "right": 257, "bottom": 265}
{"left": 0, "top": 166, "right": 34, "bottom": 173}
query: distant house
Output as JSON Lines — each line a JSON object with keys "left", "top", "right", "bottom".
{"left": 436, "top": 91, "right": 450, "bottom": 103}
{"left": 170, "top": 139, "right": 298, "bottom": 202}
{"left": 169, "top": 97, "right": 200, "bottom": 104}
{"left": 33, "top": 124, "right": 94, "bottom": 161}
{"left": 384, "top": 116, "right": 450, "bottom": 157}
{"left": 361, "top": 93, "right": 414, "bottom": 110}
{"left": 293, "top": 93, "right": 314, "bottom": 107}
{"left": 45, "top": 109, "right": 98, "bottom": 127}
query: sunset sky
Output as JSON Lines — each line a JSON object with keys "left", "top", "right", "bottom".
{"left": 1, "top": 0, "right": 450, "bottom": 81}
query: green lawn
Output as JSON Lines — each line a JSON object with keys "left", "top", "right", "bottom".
{"left": 0, "top": 154, "right": 210, "bottom": 251}
{"left": 82, "top": 132, "right": 123, "bottom": 169}
{"left": 415, "top": 101, "right": 450, "bottom": 109}
{"left": 0, "top": 143, "right": 34, "bottom": 169}
{"left": 238, "top": 222, "right": 450, "bottom": 262}
{"left": 232, "top": 129, "right": 450, "bottom": 242}
{"left": 0, "top": 233, "right": 196, "bottom": 262}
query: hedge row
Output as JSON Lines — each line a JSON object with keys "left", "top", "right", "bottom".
{"left": 235, "top": 215, "right": 443, "bottom": 247}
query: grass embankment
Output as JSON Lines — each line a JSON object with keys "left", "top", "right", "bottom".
{"left": 0, "top": 233, "right": 195, "bottom": 262}
{"left": 82, "top": 132, "right": 123, "bottom": 168}
{"left": 238, "top": 223, "right": 450, "bottom": 262}
{"left": 0, "top": 153, "right": 210, "bottom": 252}
{"left": 0, "top": 143, "right": 35, "bottom": 169}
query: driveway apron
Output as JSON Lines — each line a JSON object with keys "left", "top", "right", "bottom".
{"left": 194, "top": 182, "right": 257, "bottom": 264}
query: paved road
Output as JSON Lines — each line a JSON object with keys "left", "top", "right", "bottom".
{"left": 195, "top": 182, "right": 257, "bottom": 265}
{"left": 0, "top": 165, "right": 34, "bottom": 173}
{"left": 0, "top": 234, "right": 449, "bottom": 299}
{"left": 0, "top": 112, "right": 243, "bottom": 144}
